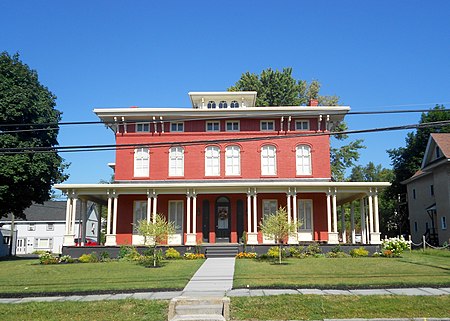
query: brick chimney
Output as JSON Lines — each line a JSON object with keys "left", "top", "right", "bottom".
{"left": 309, "top": 99, "right": 319, "bottom": 106}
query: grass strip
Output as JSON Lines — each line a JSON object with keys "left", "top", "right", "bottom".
{"left": 231, "top": 295, "right": 450, "bottom": 320}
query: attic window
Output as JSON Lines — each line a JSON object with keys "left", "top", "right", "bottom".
{"left": 436, "top": 147, "right": 441, "bottom": 158}
{"left": 230, "top": 100, "right": 239, "bottom": 108}
{"left": 207, "top": 101, "right": 216, "bottom": 109}
{"left": 219, "top": 101, "right": 227, "bottom": 109}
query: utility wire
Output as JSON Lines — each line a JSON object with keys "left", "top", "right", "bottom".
{"left": 1, "top": 120, "right": 449, "bottom": 155}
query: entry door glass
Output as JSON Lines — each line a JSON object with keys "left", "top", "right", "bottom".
{"left": 216, "top": 197, "right": 230, "bottom": 238}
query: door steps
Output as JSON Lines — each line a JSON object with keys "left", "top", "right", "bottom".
{"left": 168, "top": 297, "right": 229, "bottom": 321}
{"left": 204, "top": 245, "right": 239, "bottom": 258}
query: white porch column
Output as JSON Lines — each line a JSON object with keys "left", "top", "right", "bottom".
{"left": 326, "top": 191, "right": 331, "bottom": 233}
{"left": 360, "top": 198, "right": 366, "bottom": 244}
{"left": 368, "top": 190, "right": 374, "bottom": 234}
{"left": 286, "top": 191, "right": 292, "bottom": 224}
{"left": 341, "top": 206, "right": 346, "bottom": 243}
{"left": 80, "top": 200, "right": 88, "bottom": 246}
{"left": 63, "top": 195, "right": 75, "bottom": 246}
{"left": 371, "top": 189, "right": 381, "bottom": 244}
{"left": 328, "top": 189, "right": 339, "bottom": 244}
{"left": 71, "top": 197, "right": 78, "bottom": 235}
{"left": 152, "top": 191, "right": 157, "bottom": 223}
{"left": 185, "top": 190, "right": 196, "bottom": 245}
{"left": 105, "top": 190, "right": 117, "bottom": 246}
{"left": 247, "top": 188, "right": 258, "bottom": 244}
{"left": 247, "top": 190, "right": 252, "bottom": 234}
{"left": 146, "top": 190, "right": 152, "bottom": 223}
{"left": 287, "top": 189, "right": 298, "bottom": 244}
{"left": 350, "top": 202, "right": 355, "bottom": 244}
{"left": 192, "top": 191, "right": 197, "bottom": 235}
{"left": 293, "top": 189, "right": 297, "bottom": 226}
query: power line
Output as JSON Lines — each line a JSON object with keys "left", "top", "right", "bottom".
{"left": 1, "top": 120, "right": 449, "bottom": 155}
{"left": 1, "top": 107, "right": 449, "bottom": 135}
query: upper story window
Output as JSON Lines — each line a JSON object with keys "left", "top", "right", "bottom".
{"left": 219, "top": 101, "right": 228, "bottom": 109}
{"left": 225, "top": 145, "right": 240, "bottom": 176}
{"left": 28, "top": 224, "right": 36, "bottom": 231}
{"left": 431, "top": 185, "right": 434, "bottom": 196}
{"left": 206, "top": 121, "right": 220, "bottom": 132}
{"left": 207, "top": 101, "right": 216, "bottom": 109}
{"left": 205, "top": 146, "right": 220, "bottom": 176}
{"left": 169, "top": 147, "right": 184, "bottom": 176}
{"left": 230, "top": 100, "right": 239, "bottom": 108}
{"left": 261, "top": 145, "right": 276, "bottom": 175}
{"left": 413, "top": 189, "right": 416, "bottom": 199}
{"left": 295, "top": 120, "right": 309, "bottom": 131}
{"left": 442, "top": 216, "right": 447, "bottom": 230}
{"left": 46, "top": 224, "right": 54, "bottom": 231}
{"left": 134, "top": 147, "right": 149, "bottom": 177}
{"left": 136, "top": 123, "right": 150, "bottom": 132}
{"left": 296, "top": 145, "right": 312, "bottom": 175}
{"left": 170, "top": 122, "right": 184, "bottom": 132}
{"left": 226, "top": 121, "right": 239, "bottom": 132}
{"left": 261, "top": 120, "right": 275, "bottom": 131}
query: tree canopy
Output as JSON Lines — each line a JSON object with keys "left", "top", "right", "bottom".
{"left": 386, "top": 105, "right": 450, "bottom": 234}
{"left": 229, "top": 67, "right": 363, "bottom": 180}
{"left": 0, "top": 52, "right": 68, "bottom": 219}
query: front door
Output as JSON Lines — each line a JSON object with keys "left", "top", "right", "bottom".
{"left": 215, "top": 196, "right": 231, "bottom": 242}
{"left": 16, "top": 238, "right": 26, "bottom": 255}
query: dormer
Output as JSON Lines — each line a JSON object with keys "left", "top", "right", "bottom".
{"left": 421, "top": 133, "right": 450, "bottom": 169}
{"left": 188, "top": 91, "right": 257, "bottom": 109}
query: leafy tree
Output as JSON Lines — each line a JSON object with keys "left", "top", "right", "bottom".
{"left": 0, "top": 52, "right": 68, "bottom": 219}
{"left": 259, "top": 207, "right": 297, "bottom": 264}
{"left": 386, "top": 105, "right": 450, "bottom": 235}
{"left": 137, "top": 214, "right": 175, "bottom": 267}
{"left": 229, "top": 67, "right": 363, "bottom": 180}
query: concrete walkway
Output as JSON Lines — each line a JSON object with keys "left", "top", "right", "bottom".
{"left": 182, "top": 257, "right": 235, "bottom": 297}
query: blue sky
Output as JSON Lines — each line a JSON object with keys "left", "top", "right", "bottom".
{"left": 1, "top": 1, "right": 449, "bottom": 184}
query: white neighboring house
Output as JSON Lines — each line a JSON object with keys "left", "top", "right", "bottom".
{"left": 0, "top": 201, "right": 99, "bottom": 255}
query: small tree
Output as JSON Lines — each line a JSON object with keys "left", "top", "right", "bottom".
{"left": 259, "top": 207, "right": 297, "bottom": 264}
{"left": 137, "top": 214, "right": 175, "bottom": 267}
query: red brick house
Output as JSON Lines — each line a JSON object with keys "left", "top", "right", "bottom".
{"left": 56, "top": 91, "right": 388, "bottom": 247}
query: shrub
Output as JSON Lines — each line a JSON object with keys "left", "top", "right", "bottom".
{"left": 100, "top": 251, "right": 111, "bottom": 262}
{"left": 326, "top": 251, "right": 350, "bottom": 258}
{"left": 236, "top": 252, "right": 257, "bottom": 259}
{"left": 78, "top": 253, "right": 99, "bottom": 263}
{"left": 33, "top": 250, "right": 48, "bottom": 255}
{"left": 184, "top": 253, "right": 205, "bottom": 260}
{"left": 305, "top": 242, "right": 322, "bottom": 256}
{"left": 266, "top": 246, "right": 287, "bottom": 259}
{"left": 288, "top": 246, "right": 304, "bottom": 258}
{"left": 118, "top": 245, "right": 141, "bottom": 261}
{"left": 59, "top": 255, "right": 76, "bottom": 263}
{"left": 39, "top": 252, "right": 58, "bottom": 265}
{"left": 165, "top": 248, "right": 181, "bottom": 259}
{"left": 350, "top": 247, "right": 369, "bottom": 257}
{"left": 330, "top": 245, "right": 344, "bottom": 253}
{"left": 382, "top": 236, "right": 411, "bottom": 257}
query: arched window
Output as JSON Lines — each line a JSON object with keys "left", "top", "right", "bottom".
{"left": 225, "top": 145, "right": 240, "bottom": 176}
{"left": 230, "top": 100, "right": 239, "bottom": 108}
{"left": 296, "top": 145, "right": 311, "bottom": 175}
{"left": 261, "top": 145, "right": 276, "bottom": 175}
{"left": 205, "top": 146, "right": 220, "bottom": 176}
{"left": 219, "top": 101, "right": 228, "bottom": 109}
{"left": 134, "top": 148, "right": 149, "bottom": 177}
{"left": 169, "top": 146, "right": 184, "bottom": 176}
{"left": 207, "top": 101, "right": 216, "bottom": 109}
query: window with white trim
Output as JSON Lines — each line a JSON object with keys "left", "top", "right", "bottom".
{"left": 296, "top": 145, "right": 312, "bottom": 175}
{"left": 225, "top": 145, "right": 240, "bottom": 176}
{"left": 295, "top": 120, "right": 309, "bottom": 131}
{"left": 205, "top": 146, "right": 220, "bottom": 176}
{"left": 136, "top": 123, "right": 150, "bottom": 132}
{"left": 34, "top": 238, "right": 53, "bottom": 249}
{"left": 206, "top": 121, "right": 220, "bottom": 132}
{"left": 297, "top": 199, "right": 313, "bottom": 231}
{"left": 219, "top": 101, "right": 228, "bottom": 109}
{"left": 207, "top": 101, "right": 216, "bottom": 109}
{"left": 442, "top": 216, "right": 447, "bottom": 230}
{"left": 262, "top": 200, "right": 278, "bottom": 221}
{"left": 260, "top": 120, "right": 275, "bottom": 131}
{"left": 169, "top": 200, "right": 183, "bottom": 234}
{"left": 134, "top": 148, "right": 149, "bottom": 177}
{"left": 169, "top": 146, "right": 184, "bottom": 176}
{"left": 133, "top": 201, "right": 147, "bottom": 234}
{"left": 261, "top": 145, "right": 276, "bottom": 175}
{"left": 46, "top": 224, "right": 54, "bottom": 231}
{"left": 230, "top": 100, "right": 239, "bottom": 108}
{"left": 226, "top": 121, "right": 239, "bottom": 131}
{"left": 28, "top": 224, "right": 35, "bottom": 231}
{"left": 170, "top": 122, "right": 184, "bottom": 132}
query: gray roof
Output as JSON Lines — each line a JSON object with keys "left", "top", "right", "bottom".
{"left": 0, "top": 201, "right": 69, "bottom": 222}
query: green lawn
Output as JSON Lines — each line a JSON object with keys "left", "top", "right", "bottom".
{"left": 0, "top": 299, "right": 168, "bottom": 321}
{"left": 234, "top": 250, "right": 450, "bottom": 288}
{"left": 0, "top": 258, "right": 204, "bottom": 295}
{"left": 231, "top": 295, "right": 450, "bottom": 320}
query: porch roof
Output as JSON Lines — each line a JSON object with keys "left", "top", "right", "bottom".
{"left": 55, "top": 180, "right": 390, "bottom": 206}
